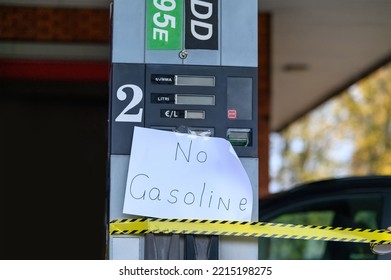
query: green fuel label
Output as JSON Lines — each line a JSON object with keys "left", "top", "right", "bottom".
{"left": 146, "top": 0, "right": 183, "bottom": 50}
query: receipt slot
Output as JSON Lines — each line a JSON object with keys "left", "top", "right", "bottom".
{"left": 108, "top": 0, "right": 258, "bottom": 260}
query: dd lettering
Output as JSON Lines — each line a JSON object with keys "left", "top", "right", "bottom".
{"left": 190, "top": 0, "right": 213, "bottom": 40}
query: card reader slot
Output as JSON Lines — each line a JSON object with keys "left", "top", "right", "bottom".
{"left": 227, "top": 128, "right": 251, "bottom": 147}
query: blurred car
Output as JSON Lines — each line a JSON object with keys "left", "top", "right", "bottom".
{"left": 258, "top": 176, "right": 391, "bottom": 260}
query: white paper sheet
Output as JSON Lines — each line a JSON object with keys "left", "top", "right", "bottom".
{"left": 123, "top": 127, "right": 253, "bottom": 221}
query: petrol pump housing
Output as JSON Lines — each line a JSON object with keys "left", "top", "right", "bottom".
{"left": 108, "top": 0, "right": 259, "bottom": 260}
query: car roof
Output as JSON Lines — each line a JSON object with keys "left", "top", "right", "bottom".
{"left": 259, "top": 175, "right": 391, "bottom": 218}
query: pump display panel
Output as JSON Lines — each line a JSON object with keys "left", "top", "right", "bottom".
{"left": 110, "top": 64, "right": 258, "bottom": 158}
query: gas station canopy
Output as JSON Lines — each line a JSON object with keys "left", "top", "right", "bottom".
{"left": 259, "top": 0, "right": 391, "bottom": 131}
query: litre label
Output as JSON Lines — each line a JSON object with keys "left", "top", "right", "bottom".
{"left": 147, "top": 0, "right": 183, "bottom": 50}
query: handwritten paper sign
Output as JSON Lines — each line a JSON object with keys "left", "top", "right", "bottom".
{"left": 123, "top": 127, "right": 253, "bottom": 221}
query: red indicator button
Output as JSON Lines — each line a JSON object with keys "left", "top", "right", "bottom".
{"left": 227, "top": 109, "right": 237, "bottom": 119}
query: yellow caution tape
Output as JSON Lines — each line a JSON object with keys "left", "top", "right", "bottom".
{"left": 110, "top": 218, "right": 391, "bottom": 244}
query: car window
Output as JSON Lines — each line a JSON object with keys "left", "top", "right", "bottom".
{"left": 259, "top": 195, "right": 382, "bottom": 260}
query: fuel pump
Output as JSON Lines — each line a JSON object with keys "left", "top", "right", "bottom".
{"left": 108, "top": 0, "right": 259, "bottom": 260}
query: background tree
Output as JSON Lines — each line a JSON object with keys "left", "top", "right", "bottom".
{"left": 270, "top": 62, "right": 391, "bottom": 191}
